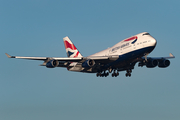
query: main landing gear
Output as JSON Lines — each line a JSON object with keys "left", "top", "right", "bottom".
{"left": 112, "top": 70, "right": 119, "bottom": 77}
{"left": 96, "top": 71, "right": 109, "bottom": 77}
{"left": 96, "top": 69, "right": 132, "bottom": 77}
{"left": 96, "top": 70, "right": 119, "bottom": 77}
{"left": 125, "top": 69, "right": 132, "bottom": 77}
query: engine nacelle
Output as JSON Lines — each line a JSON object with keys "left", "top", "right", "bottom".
{"left": 146, "top": 59, "right": 158, "bottom": 68}
{"left": 158, "top": 59, "right": 170, "bottom": 68}
{"left": 46, "top": 59, "right": 59, "bottom": 68}
{"left": 82, "top": 59, "right": 95, "bottom": 68}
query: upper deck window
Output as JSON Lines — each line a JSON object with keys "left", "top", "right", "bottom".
{"left": 143, "top": 33, "right": 150, "bottom": 36}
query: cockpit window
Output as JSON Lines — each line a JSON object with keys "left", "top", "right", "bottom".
{"left": 143, "top": 33, "right": 150, "bottom": 36}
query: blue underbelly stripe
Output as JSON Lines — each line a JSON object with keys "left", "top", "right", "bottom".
{"left": 106, "top": 46, "right": 155, "bottom": 68}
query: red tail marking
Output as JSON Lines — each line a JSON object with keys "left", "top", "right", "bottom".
{"left": 64, "top": 41, "right": 77, "bottom": 50}
{"left": 74, "top": 51, "right": 79, "bottom": 58}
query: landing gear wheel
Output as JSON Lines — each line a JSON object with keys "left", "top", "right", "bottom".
{"left": 125, "top": 73, "right": 131, "bottom": 77}
{"left": 126, "top": 73, "right": 128, "bottom": 77}
{"left": 111, "top": 70, "right": 119, "bottom": 77}
{"left": 102, "top": 73, "right": 105, "bottom": 77}
{"left": 125, "top": 69, "right": 132, "bottom": 77}
{"left": 116, "top": 72, "right": 119, "bottom": 76}
{"left": 97, "top": 71, "right": 110, "bottom": 77}
{"left": 106, "top": 72, "right": 109, "bottom": 76}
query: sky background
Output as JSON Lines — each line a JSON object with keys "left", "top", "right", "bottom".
{"left": 0, "top": 0, "right": 180, "bottom": 120}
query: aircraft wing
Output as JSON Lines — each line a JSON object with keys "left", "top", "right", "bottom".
{"left": 142, "top": 53, "right": 175, "bottom": 60}
{"left": 5, "top": 53, "right": 83, "bottom": 62}
{"left": 5, "top": 53, "right": 112, "bottom": 62}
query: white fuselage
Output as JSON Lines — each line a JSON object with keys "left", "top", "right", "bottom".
{"left": 68, "top": 32, "right": 157, "bottom": 72}
{"left": 89, "top": 32, "right": 157, "bottom": 57}
{"left": 6, "top": 32, "right": 174, "bottom": 77}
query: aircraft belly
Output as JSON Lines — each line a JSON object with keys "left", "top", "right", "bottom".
{"left": 68, "top": 65, "right": 96, "bottom": 73}
{"left": 68, "top": 66, "right": 83, "bottom": 72}
{"left": 111, "top": 46, "right": 155, "bottom": 68}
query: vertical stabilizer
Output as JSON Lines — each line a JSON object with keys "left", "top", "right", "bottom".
{"left": 63, "top": 36, "right": 83, "bottom": 58}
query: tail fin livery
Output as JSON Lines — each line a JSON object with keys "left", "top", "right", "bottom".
{"left": 63, "top": 36, "right": 83, "bottom": 58}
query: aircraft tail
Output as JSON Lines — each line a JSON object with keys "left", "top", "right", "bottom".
{"left": 63, "top": 36, "right": 83, "bottom": 58}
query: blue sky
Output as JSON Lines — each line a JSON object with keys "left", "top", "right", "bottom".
{"left": 0, "top": 0, "right": 180, "bottom": 120}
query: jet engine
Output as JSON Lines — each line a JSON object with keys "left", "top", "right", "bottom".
{"left": 46, "top": 59, "right": 59, "bottom": 68}
{"left": 158, "top": 59, "right": 170, "bottom": 68}
{"left": 146, "top": 59, "right": 158, "bottom": 68}
{"left": 82, "top": 59, "right": 95, "bottom": 68}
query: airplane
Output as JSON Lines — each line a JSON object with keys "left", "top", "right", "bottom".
{"left": 5, "top": 32, "right": 175, "bottom": 77}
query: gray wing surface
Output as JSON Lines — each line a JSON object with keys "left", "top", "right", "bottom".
{"left": 142, "top": 53, "right": 175, "bottom": 60}
{"left": 5, "top": 53, "right": 116, "bottom": 63}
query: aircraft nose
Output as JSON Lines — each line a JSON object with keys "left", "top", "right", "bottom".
{"left": 151, "top": 38, "right": 157, "bottom": 47}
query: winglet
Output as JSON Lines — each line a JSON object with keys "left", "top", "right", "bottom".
{"left": 169, "top": 53, "right": 175, "bottom": 58}
{"left": 5, "top": 53, "right": 11, "bottom": 58}
{"left": 5, "top": 53, "right": 15, "bottom": 58}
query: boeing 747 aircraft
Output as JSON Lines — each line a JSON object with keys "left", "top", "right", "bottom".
{"left": 6, "top": 32, "right": 175, "bottom": 77}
